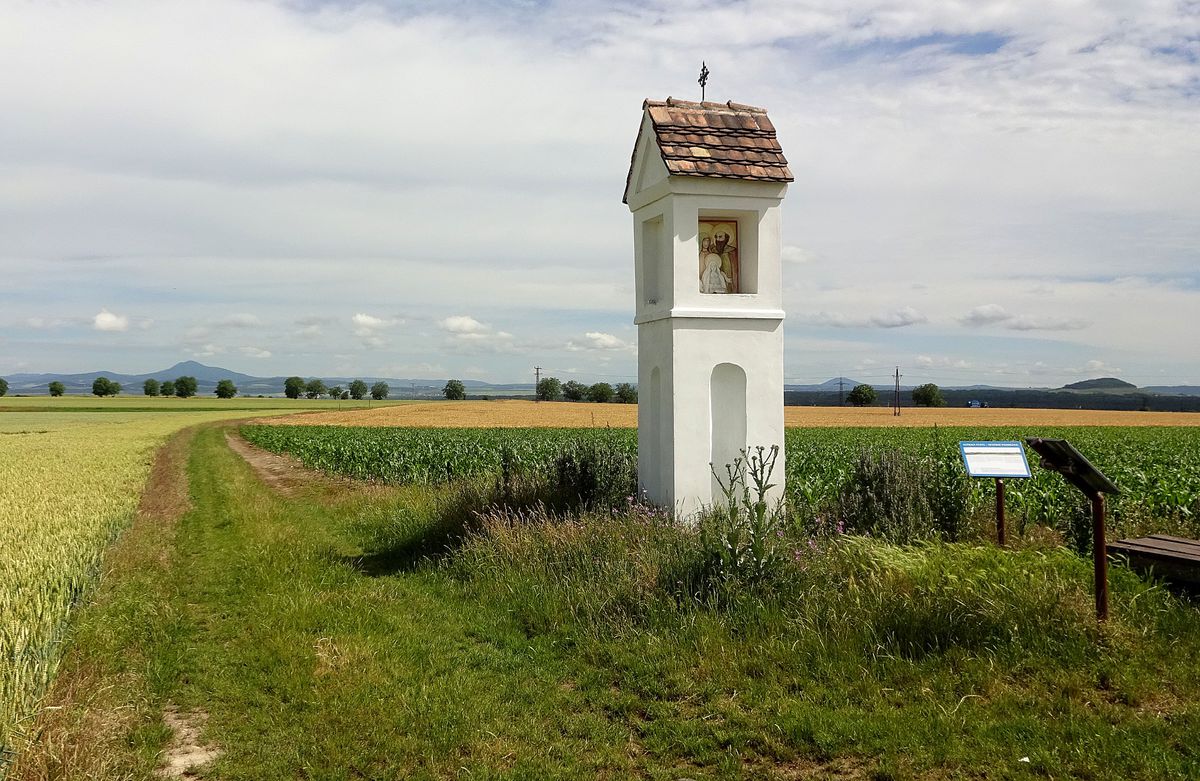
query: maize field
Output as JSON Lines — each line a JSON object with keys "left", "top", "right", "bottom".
{"left": 241, "top": 423, "right": 1200, "bottom": 540}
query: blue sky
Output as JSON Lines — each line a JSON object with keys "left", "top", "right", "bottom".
{"left": 1, "top": 0, "right": 1197, "bottom": 387}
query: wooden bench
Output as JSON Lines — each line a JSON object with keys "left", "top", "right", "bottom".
{"left": 1109, "top": 535, "right": 1200, "bottom": 591}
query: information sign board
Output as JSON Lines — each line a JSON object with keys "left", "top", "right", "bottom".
{"left": 959, "top": 441, "right": 1032, "bottom": 479}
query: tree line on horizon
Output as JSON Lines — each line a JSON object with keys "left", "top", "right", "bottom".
{"left": 283, "top": 377, "right": 390, "bottom": 400}
{"left": 19, "top": 375, "right": 392, "bottom": 400}
{"left": 439, "top": 377, "right": 639, "bottom": 404}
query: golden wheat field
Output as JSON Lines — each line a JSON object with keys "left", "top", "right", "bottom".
{"left": 259, "top": 399, "right": 1200, "bottom": 429}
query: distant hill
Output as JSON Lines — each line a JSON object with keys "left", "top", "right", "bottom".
{"left": 784, "top": 377, "right": 865, "bottom": 393}
{"left": 1143, "top": 385, "right": 1200, "bottom": 397}
{"left": 1063, "top": 377, "right": 1137, "bottom": 392}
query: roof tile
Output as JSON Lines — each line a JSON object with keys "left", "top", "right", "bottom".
{"left": 629, "top": 98, "right": 793, "bottom": 191}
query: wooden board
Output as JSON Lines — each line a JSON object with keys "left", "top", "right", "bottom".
{"left": 1109, "top": 535, "right": 1200, "bottom": 589}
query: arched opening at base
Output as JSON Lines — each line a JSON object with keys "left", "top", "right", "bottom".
{"left": 710, "top": 363, "right": 747, "bottom": 504}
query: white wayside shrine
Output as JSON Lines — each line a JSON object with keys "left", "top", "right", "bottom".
{"left": 623, "top": 98, "right": 793, "bottom": 517}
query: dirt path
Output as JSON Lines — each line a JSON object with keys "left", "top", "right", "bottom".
{"left": 223, "top": 430, "right": 332, "bottom": 497}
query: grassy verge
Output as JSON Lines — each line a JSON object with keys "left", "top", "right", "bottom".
{"left": 16, "top": 427, "right": 1200, "bottom": 779}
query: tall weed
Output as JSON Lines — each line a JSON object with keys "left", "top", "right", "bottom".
{"left": 835, "top": 449, "right": 970, "bottom": 543}
{"left": 693, "top": 446, "right": 790, "bottom": 598}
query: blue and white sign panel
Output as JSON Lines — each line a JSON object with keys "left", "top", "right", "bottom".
{"left": 959, "top": 441, "right": 1032, "bottom": 479}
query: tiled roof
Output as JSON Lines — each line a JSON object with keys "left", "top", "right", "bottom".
{"left": 628, "top": 98, "right": 793, "bottom": 197}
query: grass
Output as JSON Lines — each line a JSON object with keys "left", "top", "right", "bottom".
{"left": 13, "top": 426, "right": 1200, "bottom": 779}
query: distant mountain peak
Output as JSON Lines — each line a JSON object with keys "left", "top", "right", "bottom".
{"left": 166, "top": 359, "right": 231, "bottom": 372}
{"left": 1063, "top": 377, "right": 1136, "bottom": 391}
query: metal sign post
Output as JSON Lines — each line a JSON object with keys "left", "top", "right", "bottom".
{"left": 959, "top": 441, "right": 1032, "bottom": 546}
{"left": 1025, "top": 438, "right": 1120, "bottom": 622}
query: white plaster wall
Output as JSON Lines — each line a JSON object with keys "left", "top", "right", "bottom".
{"left": 667, "top": 318, "right": 785, "bottom": 517}
{"left": 637, "top": 319, "right": 674, "bottom": 505}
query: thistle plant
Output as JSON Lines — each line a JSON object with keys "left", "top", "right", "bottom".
{"left": 700, "top": 445, "right": 788, "bottom": 586}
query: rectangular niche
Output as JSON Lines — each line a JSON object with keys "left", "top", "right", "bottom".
{"left": 697, "top": 212, "right": 758, "bottom": 295}
{"left": 641, "top": 215, "right": 665, "bottom": 305}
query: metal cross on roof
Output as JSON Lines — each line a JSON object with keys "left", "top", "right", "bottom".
{"left": 698, "top": 61, "right": 709, "bottom": 102}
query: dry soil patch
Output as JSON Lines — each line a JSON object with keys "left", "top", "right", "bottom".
{"left": 156, "top": 707, "right": 220, "bottom": 779}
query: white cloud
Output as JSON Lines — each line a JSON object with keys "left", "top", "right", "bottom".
{"left": 92, "top": 308, "right": 128, "bottom": 332}
{"left": 439, "top": 315, "right": 488, "bottom": 335}
{"left": 212, "top": 313, "right": 262, "bottom": 329}
{"left": 566, "top": 331, "right": 636, "bottom": 353}
{"left": 240, "top": 346, "right": 271, "bottom": 359}
{"left": 437, "top": 314, "right": 514, "bottom": 352}
{"left": 1005, "top": 314, "right": 1089, "bottom": 332}
{"left": 296, "top": 314, "right": 334, "bottom": 337}
{"left": 352, "top": 313, "right": 391, "bottom": 331}
{"left": 960, "top": 304, "right": 1012, "bottom": 327}
{"left": 351, "top": 312, "right": 400, "bottom": 347}
{"left": 192, "top": 343, "right": 223, "bottom": 357}
{"left": 26, "top": 316, "right": 72, "bottom": 329}
{"left": 806, "top": 306, "right": 928, "bottom": 329}
{"left": 781, "top": 245, "right": 817, "bottom": 264}
{"left": 961, "top": 304, "right": 1089, "bottom": 331}
{"left": 1084, "top": 359, "right": 1122, "bottom": 374}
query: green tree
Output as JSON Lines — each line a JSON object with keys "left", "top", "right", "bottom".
{"left": 305, "top": 378, "right": 327, "bottom": 399}
{"left": 443, "top": 379, "right": 466, "bottom": 400}
{"left": 174, "top": 376, "right": 198, "bottom": 398}
{"left": 328, "top": 385, "right": 344, "bottom": 400}
{"left": 562, "top": 380, "right": 587, "bottom": 402}
{"left": 284, "top": 376, "right": 305, "bottom": 399}
{"left": 160, "top": 380, "right": 176, "bottom": 397}
{"left": 143, "top": 378, "right": 161, "bottom": 396}
{"left": 48, "top": 381, "right": 65, "bottom": 397}
{"left": 92, "top": 377, "right": 120, "bottom": 397}
{"left": 847, "top": 383, "right": 877, "bottom": 407}
{"left": 215, "top": 379, "right": 238, "bottom": 399}
{"left": 0, "top": 378, "right": 7, "bottom": 397}
{"left": 536, "top": 376, "right": 562, "bottom": 401}
{"left": 911, "top": 383, "right": 945, "bottom": 407}
{"left": 348, "top": 379, "right": 368, "bottom": 400}
{"left": 370, "top": 381, "right": 389, "bottom": 401}
{"left": 614, "top": 382, "right": 638, "bottom": 404}
{"left": 586, "top": 382, "right": 614, "bottom": 403}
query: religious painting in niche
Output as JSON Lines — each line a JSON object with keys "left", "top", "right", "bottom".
{"left": 698, "top": 219, "right": 738, "bottom": 294}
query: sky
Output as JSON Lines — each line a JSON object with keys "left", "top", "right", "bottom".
{"left": 1, "top": 0, "right": 1198, "bottom": 388}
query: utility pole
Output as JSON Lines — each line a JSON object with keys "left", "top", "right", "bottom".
{"left": 838, "top": 376, "right": 844, "bottom": 406}
{"left": 534, "top": 366, "right": 542, "bottom": 402}
{"left": 893, "top": 366, "right": 902, "bottom": 416}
